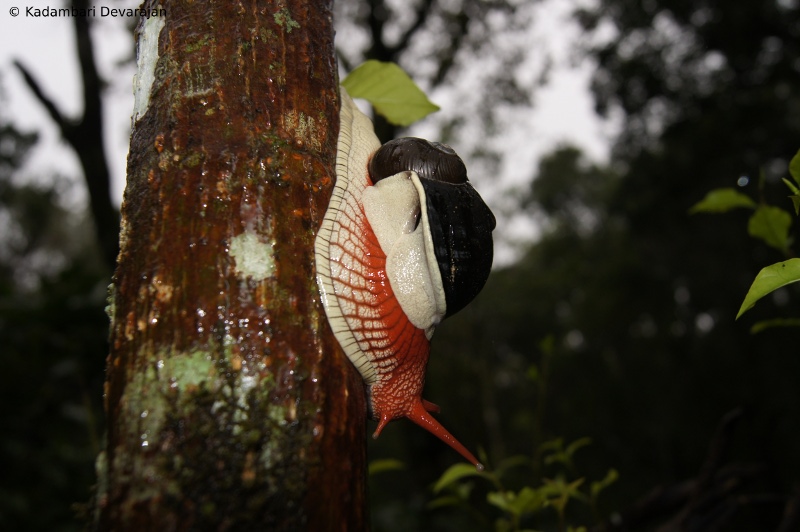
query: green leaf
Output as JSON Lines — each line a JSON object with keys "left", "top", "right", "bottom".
{"left": 781, "top": 178, "right": 800, "bottom": 215}
{"left": 747, "top": 205, "right": 793, "bottom": 252}
{"left": 432, "top": 462, "right": 488, "bottom": 494}
{"left": 783, "top": 177, "right": 800, "bottom": 196}
{"left": 737, "top": 259, "right": 800, "bottom": 319}
{"left": 488, "top": 487, "right": 547, "bottom": 517}
{"left": 543, "top": 437, "right": 590, "bottom": 469}
{"left": 590, "top": 468, "right": 619, "bottom": 498}
{"left": 789, "top": 196, "right": 800, "bottom": 216}
{"left": 510, "top": 487, "right": 548, "bottom": 515}
{"left": 368, "top": 458, "right": 405, "bottom": 476}
{"left": 537, "top": 438, "right": 564, "bottom": 455}
{"left": 689, "top": 188, "right": 756, "bottom": 214}
{"left": 565, "top": 437, "right": 592, "bottom": 459}
{"left": 789, "top": 149, "right": 800, "bottom": 187}
{"left": 750, "top": 318, "right": 800, "bottom": 334}
{"left": 341, "top": 60, "right": 440, "bottom": 126}
{"left": 487, "top": 491, "right": 514, "bottom": 513}
{"left": 541, "top": 477, "right": 587, "bottom": 513}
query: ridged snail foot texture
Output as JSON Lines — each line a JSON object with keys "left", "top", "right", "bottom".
{"left": 314, "top": 88, "right": 494, "bottom": 470}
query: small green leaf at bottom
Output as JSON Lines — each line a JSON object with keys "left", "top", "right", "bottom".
{"left": 487, "top": 487, "right": 547, "bottom": 517}
{"left": 432, "top": 462, "right": 489, "bottom": 494}
{"left": 737, "top": 259, "right": 800, "bottom": 319}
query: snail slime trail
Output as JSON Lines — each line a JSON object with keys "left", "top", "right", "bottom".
{"left": 314, "top": 88, "right": 495, "bottom": 470}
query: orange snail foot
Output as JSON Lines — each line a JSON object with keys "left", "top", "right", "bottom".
{"left": 372, "top": 397, "right": 483, "bottom": 471}
{"left": 422, "top": 399, "right": 441, "bottom": 413}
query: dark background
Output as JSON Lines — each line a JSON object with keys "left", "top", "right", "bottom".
{"left": 1, "top": 0, "right": 799, "bottom": 530}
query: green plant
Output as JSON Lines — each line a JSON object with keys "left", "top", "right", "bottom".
{"left": 419, "top": 337, "right": 616, "bottom": 532}
{"left": 690, "top": 149, "right": 800, "bottom": 330}
{"left": 428, "top": 438, "right": 617, "bottom": 532}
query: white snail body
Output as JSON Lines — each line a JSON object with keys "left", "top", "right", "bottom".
{"left": 314, "top": 88, "right": 494, "bottom": 469}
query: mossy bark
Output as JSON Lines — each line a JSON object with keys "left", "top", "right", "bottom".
{"left": 95, "top": 0, "right": 368, "bottom": 529}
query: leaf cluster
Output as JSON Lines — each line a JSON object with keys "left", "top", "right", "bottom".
{"left": 690, "top": 149, "right": 800, "bottom": 326}
{"left": 427, "top": 437, "right": 617, "bottom": 532}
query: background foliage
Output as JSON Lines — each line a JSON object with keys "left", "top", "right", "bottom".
{"left": 0, "top": 118, "right": 108, "bottom": 529}
{"left": 2, "top": 0, "right": 799, "bottom": 530}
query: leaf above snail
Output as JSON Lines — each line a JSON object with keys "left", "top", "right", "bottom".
{"left": 341, "top": 60, "right": 440, "bottom": 126}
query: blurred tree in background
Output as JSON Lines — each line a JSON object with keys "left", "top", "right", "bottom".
{"left": 1, "top": 0, "right": 117, "bottom": 528}
{"left": 3, "top": 0, "right": 800, "bottom": 530}
{"left": 409, "top": 1, "right": 800, "bottom": 530}
{"left": 0, "top": 113, "right": 107, "bottom": 529}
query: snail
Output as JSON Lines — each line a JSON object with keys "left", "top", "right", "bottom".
{"left": 314, "top": 89, "right": 495, "bottom": 470}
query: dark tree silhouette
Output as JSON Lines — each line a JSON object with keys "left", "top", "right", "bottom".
{"left": 336, "top": 0, "right": 534, "bottom": 144}
{"left": 14, "top": 0, "right": 119, "bottom": 272}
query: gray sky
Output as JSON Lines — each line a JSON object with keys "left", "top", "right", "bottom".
{"left": 0, "top": 0, "right": 617, "bottom": 263}
{"left": 0, "top": 0, "right": 137, "bottom": 208}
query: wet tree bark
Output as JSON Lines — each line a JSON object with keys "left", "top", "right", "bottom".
{"left": 94, "top": 0, "right": 368, "bottom": 530}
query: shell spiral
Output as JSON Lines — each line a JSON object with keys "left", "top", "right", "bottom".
{"left": 369, "top": 137, "right": 496, "bottom": 317}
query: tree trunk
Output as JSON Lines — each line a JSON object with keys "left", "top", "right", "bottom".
{"left": 94, "top": 1, "right": 368, "bottom": 529}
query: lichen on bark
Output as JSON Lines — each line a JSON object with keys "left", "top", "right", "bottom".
{"left": 95, "top": 1, "right": 367, "bottom": 529}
